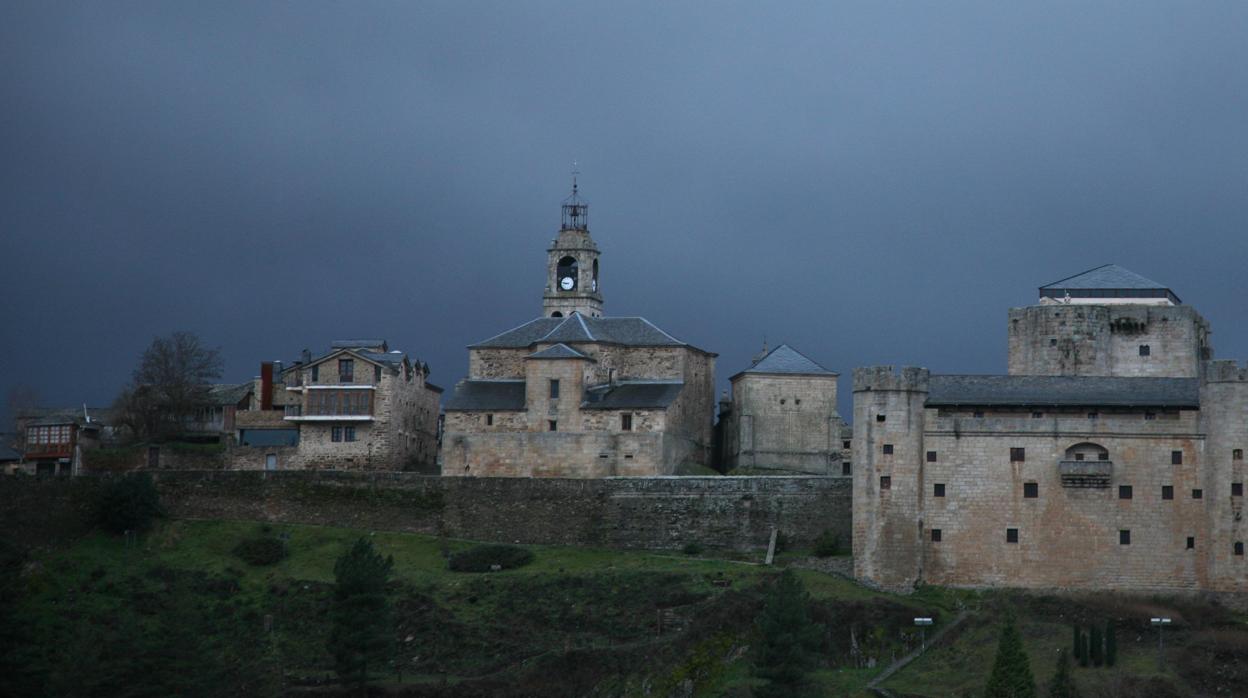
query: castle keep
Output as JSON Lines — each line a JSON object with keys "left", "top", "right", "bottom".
{"left": 854, "top": 265, "right": 1247, "bottom": 594}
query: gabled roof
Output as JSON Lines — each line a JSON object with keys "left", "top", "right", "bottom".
{"left": 1039, "top": 264, "right": 1179, "bottom": 303}
{"left": 17, "top": 407, "right": 114, "bottom": 427}
{"left": 926, "top": 375, "right": 1200, "bottom": 408}
{"left": 470, "top": 313, "right": 712, "bottom": 354}
{"left": 332, "top": 339, "right": 388, "bottom": 351}
{"left": 208, "top": 382, "right": 254, "bottom": 406}
{"left": 304, "top": 347, "right": 401, "bottom": 372}
{"left": 527, "top": 343, "right": 595, "bottom": 361}
{"left": 732, "top": 344, "right": 837, "bottom": 381}
{"left": 582, "top": 381, "right": 684, "bottom": 410}
{"left": 444, "top": 380, "right": 526, "bottom": 411}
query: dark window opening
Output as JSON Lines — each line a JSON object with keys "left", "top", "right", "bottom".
{"left": 780, "top": 399, "right": 786, "bottom": 405}
{"left": 1193, "top": 488, "right": 1203, "bottom": 499}
{"left": 1172, "top": 450, "right": 1183, "bottom": 465}
{"left": 1075, "top": 453, "right": 1085, "bottom": 461}
{"left": 843, "top": 440, "right": 851, "bottom": 449}
{"left": 549, "top": 379, "right": 560, "bottom": 399}
{"left": 1098, "top": 452, "right": 1109, "bottom": 461}
{"left": 486, "top": 414, "right": 493, "bottom": 426}
{"left": 934, "top": 483, "right": 945, "bottom": 497}
{"left": 1050, "top": 338, "right": 1057, "bottom": 346}
{"left": 1236, "top": 542, "right": 1245, "bottom": 556}
{"left": 879, "top": 476, "right": 891, "bottom": 491}
{"left": 344, "top": 426, "right": 355, "bottom": 442}
{"left": 331, "top": 426, "right": 342, "bottom": 442}
{"left": 931, "top": 529, "right": 942, "bottom": 542}
{"left": 621, "top": 413, "right": 633, "bottom": 431}
{"left": 374, "top": 365, "right": 382, "bottom": 382}
{"left": 548, "top": 420, "right": 558, "bottom": 432}
{"left": 1162, "top": 485, "right": 1174, "bottom": 500}
{"left": 1088, "top": 412, "right": 1099, "bottom": 420}
{"left": 1024, "top": 482, "right": 1038, "bottom": 498}
{"left": 312, "top": 365, "right": 319, "bottom": 382}
{"left": 551, "top": 311, "right": 564, "bottom": 318}
{"left": 1235, "top": 449, "right": 1244, "bottom": 461}
{"left": 1187, "top": 536, "right": 1195, "bottom": 550}
{"left": 973, "top": 411, "right": 985, "bottom": 418}
{"left": 339, "top": 359, "right": 354, "bottom": 382}
{"left": 1139, "top": 345, "right": 1151, "bottom": 356}
{"left": 883, "top": 444, "right": 894, "bottom": 455}
{"left": 1006, "top": 528, "right": 1019, "bottom": 544}
{"left": 926, "top": 451, "right": 937, "bottom": 463}
{"left": 1120, "top": 530, "right": 1131, "bottom": 545}
{"left": 1032, "top": 411, "right": 1043, "bottom": 419}
{"left": 556, "top": 256, "right": 578, "bottom": 290}
{"left": 842, "top": 462, "right": 851, "bottom": 476}
{"left": 1234, "top": 482, "right": 1244, "bottom": 497}
{"left": 794, "top": 398, "right": 801, "bottom": 405}
{"left": 876, "top": 414, "right": 886, "bottom": 422}
{"left": 1119, "top": 485, "right": 1133, "bottom": 500}
{"left": 1010, "top": 447, "right": 1026, "bottom": 463}
{"left": 1145, "top": 412, "right": 1156, "bottom": 421}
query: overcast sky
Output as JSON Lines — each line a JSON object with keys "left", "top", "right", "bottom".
{"left": 3, "top": 2, "right": 1248, "bottom": 427}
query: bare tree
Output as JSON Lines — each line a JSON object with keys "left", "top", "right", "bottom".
{"left": 114, "top": 331, "right": 223, "bottom": 441}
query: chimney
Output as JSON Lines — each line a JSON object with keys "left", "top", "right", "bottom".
{"left": 260, "top": 362, "right": 274, "bottom": 410}
{"left": 301, "top": 348, "right": 311, "bottom": 364}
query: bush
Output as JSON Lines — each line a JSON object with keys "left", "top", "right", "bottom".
{"left": 681, "top": 542, "right": 703, "bottom": 556}
{"left": 96, "top": 474, "right": 164, "bottom": 534}
{"left": 773, "top": 531, "right": 790, "bottom": 554}
{"left": 447, "top": 544, "right": 534, "bottom": 573}
{"left": 232, "top": 537, "right": 288, "bottom": 566}
{"left": 813, "top": 530, "right": 842, "bottom": 557}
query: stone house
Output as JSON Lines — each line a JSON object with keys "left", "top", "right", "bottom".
{"left": 442, "top": 184, "right": 717, "bottom": 477}
{"left": 718, "top": 343, "right": 850, "bottom": 475}
{"left": 854, "top": 265, "right": 1247, "bottom": 595}
{"left": 12, "top": 407, "right": 110, "bottom": 476}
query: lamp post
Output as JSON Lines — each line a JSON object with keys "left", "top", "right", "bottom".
{"left": 1150, "top": 617, "right": 1171, "bottom": 670}
{"left": 915, "top": 617, "right": 933, "bottom": 653}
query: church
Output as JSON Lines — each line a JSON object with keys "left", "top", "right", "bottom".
{"left": 441, "top": 183, "right": 717, "bottom": 477}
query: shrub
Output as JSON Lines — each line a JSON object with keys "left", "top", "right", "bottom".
{"left": 813, "top": 530, "right": 842, "bottom": 557}
{"left": 233, "top": 537, "right": 287, "bottom": 566}
{"left": 96, "top": 474, "right": 164, "bottom": 534}
{"left": 681, "top": 542, "right": 703, "bottom": 556}
{"left": 447, "top": 544, "right": 534, "bottom": 573}
{"left": 773, "top": 531, "right": 790, "bottom": 554}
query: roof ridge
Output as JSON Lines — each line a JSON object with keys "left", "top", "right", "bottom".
{"left": 638, "top": 317, "right": 686, "bottom": 345}
{"left": 477, "top": 317, "right": 550, "bottom": 346}
{"left": 575, "top": 312, "right": 595, "bottom": 341}
{"left": 1041, "top": 263, "right": 1114, "bottom": 288}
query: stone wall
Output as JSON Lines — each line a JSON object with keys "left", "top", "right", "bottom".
{"left": 0, "top": 472, "right": 852, "bottom": 553}
{"left": 726, "top": 373, "right": 846, "bottom": 474}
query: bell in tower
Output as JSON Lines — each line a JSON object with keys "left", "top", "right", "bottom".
{"left": 543, "top": 175, "right": 604, "bottom": 319}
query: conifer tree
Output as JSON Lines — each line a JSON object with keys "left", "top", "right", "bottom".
{"left": 1047, "top": 649, "right": 1080, "bottom": 698}
{"left": 1078, "top": 631, "right": 1089, "bottom": 668}
{"left": 753, "top": 570, "right": 824, "bottom": 698}
{"left": 984, "top": 613, "right": 1037, "bottom": 698}
{"left": 1071, "top": 625, "right": 1080, "bottom": 660}
{"left": 1089, "top": 624, "right": 1103, "bottom": 667}
{"left": 328, "top": 537, "right": 396, "bottom": 694}
{"left": 1104, "top": 621, "right": 1117, "bottom": 668}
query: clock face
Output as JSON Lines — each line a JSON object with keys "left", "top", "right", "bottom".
{"left": 560, "top": 276, "right": 575, "bottom": 290}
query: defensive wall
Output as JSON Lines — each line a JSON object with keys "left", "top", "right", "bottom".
{"left": 0, "top": 471, "right": 851, "bottom": 553}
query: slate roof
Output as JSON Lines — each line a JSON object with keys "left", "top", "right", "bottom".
{"left": 926, "top": 375, "right": 1200, "bottom": 408}
{"left": 526, "top": 343, "right": 595, "bottom": 361}
{"left": 732, "top": 344, "right": 837, "bottom": 380}
{"left": 332, "top": 339, "right": 388, "bottom": 350}
{"left": 470, "top": 313, "right": 712, "bottom": 353}
{"left": 208, "top": 382, "right": 254, "bottom": 406}
{"left": 18, "top": 407, "right": 113, "bottom": 427}
{"left": 1039, "top": 264, "right": 1179, "bottom": 303}
{"left": 582, "top": 382, "right": 684, "bottom": 410}
{"left": 444, "top": 380, "right": 527, "bottom": 411}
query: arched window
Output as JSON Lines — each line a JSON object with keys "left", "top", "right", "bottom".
{"left": 556, "top": 256, "right": 578, "bottom": 291}
{"left": 592, "top": 258, "right": 599, "bottom": 292}
{"left": 551, "top": 311, "right": 563, "bottom": 318}
{"left": 1065, "top": 442, "right": 1109, "bottom": 462}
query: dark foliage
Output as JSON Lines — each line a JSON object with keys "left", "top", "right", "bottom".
{"left": 1089, "top": 623, "right": 1104, "bottom": 667}
{"left": 753, "top": 570, "right": 824, "bottom": 698}
{"left": 681, "top": 542, "right": 703, "bottom": 556}
{"left": 328, "top": 537, "right": 395, "bottom": 692}
{"left": 1047, "top": 649, "right": 1080, "bottom": 698}
{"left": 447, "top": 544, "right": 535, "bottom": 573}
{"left": 1105, "top": 620, "right": 1117, "bottom": 667}
{"left": 233, "top": 536, "right": 288, "bottom": 566}
{"left": 97, "top": 473, "right": 164, "bottom": 534}
{"left": 984, "top": 613, "right": 1036, "bottom": 698}
{"left": 812, "top": 529, "right": 842, "bottom": 557}
{"left": 114, "top": 331, "right": 223, "bottom": 441}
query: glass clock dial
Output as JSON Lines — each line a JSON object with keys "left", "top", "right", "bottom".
{"left": 560, "top": 276, "right": 575, "bottom": 290}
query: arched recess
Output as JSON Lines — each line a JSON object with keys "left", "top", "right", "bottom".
{"left": 592, "top": 258, "right": 599, "bottom": 292}
{"left": 556, "top": 256, "right": 578, "bottom": 290}
{"left": 551, "top": 311, "right": 564, "bottom": 318}
{"left": 1064, "top": 442, "right": 1109, "bottom": 462}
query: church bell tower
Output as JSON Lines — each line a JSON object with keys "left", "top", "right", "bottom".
{"left": 542, "top": 177, "right": 604, "bottom": 318}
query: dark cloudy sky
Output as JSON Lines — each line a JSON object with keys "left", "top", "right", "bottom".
{"left": 4, "top": 2, "right": 1248, "bottom": 427}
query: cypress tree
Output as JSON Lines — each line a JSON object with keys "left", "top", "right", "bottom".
{"left": 1071, "top": 625, "right": 1080, "bottom": 659}
{"left": 1089, "top": 624, "right": 1103, "bottom": 667}
{"left": 1104, "top": 621, "right": 1117, "bottom": 668}
{"left": 1047, "top": 648, "right": 1080, "bottom": 698}
{"left": 1078, "top": 631, "right": 1089, "bottom": 668}
{"left": 328, "top": 537, "right": 396, "bottom": 694}
{"left": 984, "top": 613, "right": 1037, "bottom": 698}
{"left": 753, "top": 570, "right": 824, "bottom": 698}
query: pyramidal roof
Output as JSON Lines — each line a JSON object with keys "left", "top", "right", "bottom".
{"left": 469, "top": 312, "right": 712, "bottom": 354}
{"left": 526, "top": 343, "right": 595, "bottom": 361}
{"left": 1039, "top": 264, "right": 1180, "bottom": 304}
{"left": 732, "top": 344, "right": 837, "bottom": 380}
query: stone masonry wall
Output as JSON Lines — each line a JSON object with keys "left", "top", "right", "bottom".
{"left": 0, "top": 472, "right": 851, "bottom": 554}
{"left": 730, "top": 373, "right": 843, "bottom": 474}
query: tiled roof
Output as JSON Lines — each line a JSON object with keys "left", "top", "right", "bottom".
{"left": 582, "top": 381, "right": 684, "bottom": 410}
{"left": 927, "top": 375, "right": 1200, "bottom": 408}
{"left": 470, "top": 313, "right": 709, "bottom": 353}
{"left": 1040, "top": 264, "right": 1170, "bottom": 291}
{"left": 732, "top": 344, "right": 837, "bottom": 380}
{"left": 527, "top": 343, "right": 595, "bottom": 361}
{"left": 444, "top": 380, "right": 526, "bottom": 411}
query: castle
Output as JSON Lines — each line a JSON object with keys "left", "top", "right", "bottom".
{"left": 854, "top": 265, "right": 1247, "bottom": 594}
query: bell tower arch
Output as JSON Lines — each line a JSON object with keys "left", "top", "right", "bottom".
{"left": 542, "top": 176, "right": 604, "bottom": 318}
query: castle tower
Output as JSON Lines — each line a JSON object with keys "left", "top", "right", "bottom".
{"left": 542, "top": 179, "right": 604, "bottom": 318}
{"left": 852, "top": 366, "right": 930, "bottom": 592}
{"left": 1199, "top": 360, "right": 1248, "bottom": 593}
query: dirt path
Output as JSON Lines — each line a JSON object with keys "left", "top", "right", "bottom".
{"left": 866, "top": 610, "right": 971, "bottom": 697}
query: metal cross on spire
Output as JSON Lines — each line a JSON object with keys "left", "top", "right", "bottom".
{"left": 571, "top": 160, "right": 580, "bottom": 193}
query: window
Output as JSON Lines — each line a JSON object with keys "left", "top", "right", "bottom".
{"left": 794, "top": 398, "right": 801, "bottom": 405}
{"left": 1193, "top": 488, "right": 1203, "bottom": 499}
{"left": 339, "top": 359, "right": 354, "bottom": 382}
{"left": 1006, "top": 528, "right": 1019, "bottom": 544}
{"left": 375, "top": 365, "right": 382, "bottom": 382}
{"left": 1162, "top": 485, "right": 1174, "bottom": 500}
{"left": 931, "top": 529, "right": 942, "bottom": 542}
{"left": 1236, "top": 542, "right": 1245, "bottom": 556}
{"left": 1172, "top": 450, "right": 1183, "bottom": 465}
{"left": 780, "top": 399, "right": 786, "bottom": 405}
{"left": 331, "top": 426, "right": 342, "bottom": 442}
{"left": 312, "top": 365, "right": 319, "bottom": 382}
{"left": 1187, "top": 537, "right": 1195, "bottom": 550}
{"left": 1098, "top": 452, "right": 1109, "bottom": 461}
{"left": 843, "top": 440, "right": 851, "bottom": 449}
{"left": 1050, "top": 337, "right": 1057, "bottom": 346}
{"left": 1139, "top": 345, "right": 1151, "bottom": 356}
{"left": 973, "top": 411, "right": 985, "bottom": 418}
{"left": 1032, "top": 411, "right": 1043, "bottom": 419}
{"left": 876, "top": 414, "right": 886, "bottom": 422}
{"left": 486, "top": 414, "right": 493, "bottom": 426}
{"left": 1119, "top": 485, "right": 1133, "bottom": 500}
{"left": 1024, "top": 482, "right": 1038, "bottom": 498}
{"left": 842, "top": 462, "right": 851, "bottom": 476}
{"left": 621, "top": 413, "right": 633, "bottom": 431}
{"left": 934, "top": 483, "right": 945, "bottom": 497}
{"left": 344, "top": 426, "right": 355, "bottom": 442}
{"left": 1088, "top": 412, "right": 1099, "bottom": 420}
{"left": 1010, "top": 447, "right": 1026, "bottom": 463}
{"left": 548, "top": 420, "right": 557, "bottom": 432}
{"left": 1120, "top": 530, "right": 1131, "bottom": 545}
{"left": 1074, "top": 453, "right": 1085, "bottom": 461}
{"left": 879, "top": 476, "right": 891, "bottom": 490}
{"left": 926, "top": 451, "right": 937, "bottom": 463}
{"left": 1235, "top": 449, "right": 1244, "bottom": 461}
{"left": 1234, "top": 482, "right": 1244, "bottom": 497}
{"left": 1145, "top": 412, "right": 1156, "bottom": 421}
{"left": 883, "top": 444, "right": 894, "bottom": 455}
{"left": 549, "top": 379, "right": 560, "bottom": 399}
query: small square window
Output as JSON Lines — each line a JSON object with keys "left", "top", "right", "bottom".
{"left": 973, "top": 411, "right": 985, "bottom": 418}
{"left": 883, "top": 444, "right": 894, "bottom": 455}
{"left": 1233, "top": 483, "right": 1244, "bottom": 497}
{"left": 780, "top": 398, "right": 786, "bottom": 405}
{"left": 876, "top": 414, "right": 886, "bottom": 422}
{"left": 621, "top": 413, "right": 633, "bottom": 431}
{"left": 1031, "top": 411, "right": 1043, "bottom": 419}
{"left": 1119, "top": 485, "right": 1133, "bottom": 500}
{"left": 1186, "top": 536, "right": 1195, "bottom": 550}
{"left": 842, "top": 462, "right": 851, "bottom": 476}
{"left": 1193, "top": 488, "right": 1203, "bottom": 500}
{"left": 1120, "top": 530, "right": 1131, "bottom": 545}
{"left": 880, "top": 476, "right": 891, "bottom": 491}
{"left": 1050, "top": 338, "right": 1058, "bottom": 346}
{"left": 931, "top": 529, "right": 942, "bottom": 542}
{"left": 934, "top": 483, "right": 945, "bottom": 497}
{"left": 1139, "top": 345, "right": 1151, "bottom": 357}
{"left": 548, "top": 420, "right": 558, "bottom": 432}
{"left": 331, "top": 426, "right": 342, "bottom": 442}
{"left": 1024, "top": 482, "right": 1038, "bottom": 498}
{"left": 344, "top": 426, "right": 355, "bottom": 442}
{"left": 1172, "top": 450, "right": 1183, "bottom": 465}
{"left": 1235, "top": 449, "right": 1244, "bottom": 461}
{"left": 1098, "top": 452, "right": 1109, "bottom": 461}
{"left": 843, "top": 440, "right": 851, "bottom": 449}
{"left": 926, "top": 450, "right": 937, "bottom": 463}
{"left": 1074, "top": 453, "right": 1085, "bottom": 461}
{"left": 1145, "top": 412, "right": 1156, "bottom": 421}
{"left": 1010, "top": 447, "right": 1025, "bottom": 463}
{"left": 1236, "top": 542, "right": 1245, "bottom": 556}
{"left": 1162, "top": 485, "right": 1174, "bottom": 500}
{"left": 1088, "top": 412, "right": 1099, "bottom": 420}
{"left": 1006, "top": 528, "right": 1019, "bottom": 544}
{"left": 794, "top": 398, "right": 801, "bottom": 405}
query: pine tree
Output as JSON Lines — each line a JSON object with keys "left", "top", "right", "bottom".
{"left": 984, "top": 613, "right": 1037, "bottom": 698}
{"left": 753, "top": 570, "right": 824, "bottom": 698}
{"left": 1089, "top": 624, "right": 1103, "bottom": 667}
{"left": 1047, "top": 649, "right": 1080, "bottom": 698}
{"left": 1104, "top": 621, "right": 1117, "bottom": 668}
{"left": 328, "top": 537, "right": 396, "bottom": 694}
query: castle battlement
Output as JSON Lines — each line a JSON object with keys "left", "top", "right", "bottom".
{"left": 1203, "top": 360, "right": 1248, "bottom": 383}
{"left": 852, "top": 366, "right": 930, "bottom": 393}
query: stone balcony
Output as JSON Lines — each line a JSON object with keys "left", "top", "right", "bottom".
{"left": 1059, "top": 460, "right": 1113, "bottom": 488}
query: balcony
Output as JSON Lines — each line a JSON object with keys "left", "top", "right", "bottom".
{"left": 283, "top": 402, "right": 374, "bottom": 422}
{"left": 1059, "top": 460, "right": 1113, "bottom": 489}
